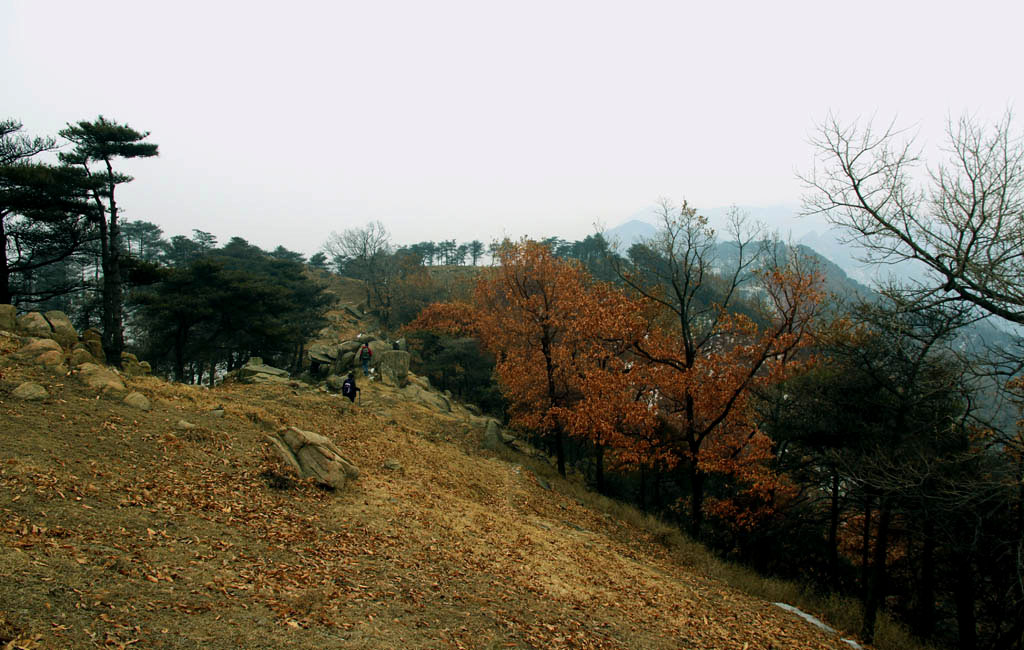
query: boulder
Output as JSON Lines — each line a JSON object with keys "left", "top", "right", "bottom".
{"left": 308, "top": 343, "right": 337, "bottom": 363}
{"left": 339, "top": 340, "right": 362, "bottom": 354}
{"left": 123, "top": 391, "right": 152, "bottom": 411}
{"left": 12, "top": 382, "right": 48, "bottom": 401}
{"left": 17, "top": 312, "right": 52, "bottom": 339}
{"left": 400, "top": 383, "right": 451, "bottom": 413}
{"left": 238, "top": 358, "right": 290, "bottom": 384}
{"left": 377, "top": 350, "right": 410, "bottom": 388}
{"left": 335, "top": 351, "right": 356, "bottom": 374}
{"left": 70, "top": 345, "right": 97, "bottom": 367}
{"left": 265, "top": 427, "right": 360, "bottom": 490}
{"left": 325, "top": 374, "right": 346, "bottom": 393}
{"left": 43, "top": 311, "right": 77, "bottom": 348}
{"left": 0, "top": 304, "right": 15, "bottom": 332}
{"left": 35, "top": 350, "right": 66, "bottom": 371}
{"left": 15, "top": 338, "right": 66, "bottom": 371}
{"left": 367, "top": 340, "right": 389, "bottom": 366}
{"left": 16, "top": 337, "right": 63, "bottom": 360}
{"left": 121, "top": 352, "right": 151, "bottom": 376}
{"left": 76, "top": 362, "right": 127, "bottom": 395}
{"left": 482, "top": 418, "right": 505, "bottom": 451}
{"left": 81, "top": 328, "right": 105, "bottom": 363}
{"left": 408, "top": 373, "right": 431, "bottom": 390}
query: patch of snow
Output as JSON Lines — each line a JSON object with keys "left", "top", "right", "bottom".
{"left": 773, "top": 603, "right": 863, "bottom": 649}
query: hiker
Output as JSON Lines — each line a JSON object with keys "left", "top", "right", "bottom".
{"left": 359, "top": 342, "right": 372, "bottom": 376}
{"left": 341, "top": 372, "right": 360, "bottom": 403}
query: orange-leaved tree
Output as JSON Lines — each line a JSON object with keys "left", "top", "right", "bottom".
{"left": 618, "top": 200, "right": 824, "bottom": 536}
{"left": 411, "top": 240, "right": 653, "bottom": 479}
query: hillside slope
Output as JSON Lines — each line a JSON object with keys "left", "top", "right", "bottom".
{"left": 2, "top": 335, "right": 861, "bottom": 649}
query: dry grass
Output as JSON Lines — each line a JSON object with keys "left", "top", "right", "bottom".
{"left": 0, "top": 343, "right": 924, "bottom": 649}
{"left": 495, "top": 441, "right": 937, "bottom": 650}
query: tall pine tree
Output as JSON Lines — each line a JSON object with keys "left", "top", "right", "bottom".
{"left": 60, "top": 116, "right": 157, "bottom": 366}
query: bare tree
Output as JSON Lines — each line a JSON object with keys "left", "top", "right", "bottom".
{"left": 802, "top": 111, "right": 1024, "bottom": 325}
{"left": 322, "top": 220, "right": 392, "bottom": 309}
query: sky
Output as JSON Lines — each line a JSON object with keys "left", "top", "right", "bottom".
{"left": 2, "top": 0, "right": 1022, "bottom": 256}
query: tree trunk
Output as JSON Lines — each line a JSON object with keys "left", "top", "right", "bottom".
{"left": 915, "top": 517, "right": 937, "bottom": 640}
{"left": 688, "top": 463, "right": 706, "bottom": 537}
{"left": 861, "top": 502, "right": 891, "bottom": 644}
{"left": 595, "top": 443, "right": 605, "bottom": 494}
{"left": 953, "top": 551, "right": 978, "bottom": 650}
{"left": 98, "top": 168, "right": 124, "bottom": 369}
{"left": 861, "top": 494, "right": 873, "bottom": 601}
{"left": 554, "top": 427, "right": 566, "bottom": 477}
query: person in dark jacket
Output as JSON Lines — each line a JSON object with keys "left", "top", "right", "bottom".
{"left": 341, "top": 372, "right": 360, "bottom": 403}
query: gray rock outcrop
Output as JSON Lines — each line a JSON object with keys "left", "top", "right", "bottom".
{"left": 81, "top": 328, "right": 105, "bottom": 363}
{"left": 12, "top": 382, "right": 48, "bottom": 401}
{"left": 377, "top": 350, "right": 410, "bottom": 388}
{"left": 482, "top": 418, "right": 505, "bottom": 450}
{"left": 43, "top": 311, "right": 77, "bottom": 348}
{"left": 124, "top": 392, "right": 152, "bottom": 411}
{"left": 339, "top": 340, "right": 362, "bottom": 354}
{"left": 121, "top": 352, "right": 152, "bottom": 376}
{"left": 238, "top": 358, "right": 290, "bottom": 384}
{"left": 75, "top": 362, "right": 127, "bottom": 395}
{"left": 15, "top": 338, "right": 66, "bottom": 371}
{"left": 265, "top": 427, "right": 360, "bottom": 490}
{"left": 69, "top": 346, "right": 97, "bottom": 367}
{"left": 17, "top": 312, "right": 52, "bottom": 339}
{"left": 401, "top": 383, "right": 451, "bottom": 413}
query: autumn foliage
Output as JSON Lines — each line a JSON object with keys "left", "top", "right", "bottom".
{"left": 412, "top": 241, "right": 653, "bottom": 478}
{"left": 410, "top": 235, "right": 825, "bottom": 536}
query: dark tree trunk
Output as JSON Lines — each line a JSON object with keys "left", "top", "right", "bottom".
{"left": 861, "top": 502, "right": 891, "bottom": 644}
{"left": 554, "top": 427, "right": 566, "bottom": 477}
{"left": 953, "top": 552, "right": 977, "bottom": 650}
{"left": 861, "top": 494, "right": 873, "bottom": 601}
{"left": 594, "top": 443, "right": 605, "bottom": 494}
{"left": 99, "top": 164, "right": 124, "bottom": 368}
{"left": 915, "top": 517, "right": 937, "bottom": 640}
{"left": 688, "top": 463, "right": 706, "bottom": 538}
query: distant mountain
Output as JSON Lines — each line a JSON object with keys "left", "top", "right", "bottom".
{"left": 603, "top": 219, "right": 656, "bottom": 252}
{"left": 604, "top": 204, "right": 932, "bottom": 290}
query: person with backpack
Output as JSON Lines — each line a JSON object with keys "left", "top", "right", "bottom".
{"left": 359, "top": 342, "right": 372, "bottom": 376}
{"left": 341, "top": 372, "right": 360, "bottom": 403}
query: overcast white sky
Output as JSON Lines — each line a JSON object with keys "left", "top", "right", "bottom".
{"left": 2, "top": 0, "right": 1021, "bottom": 255}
